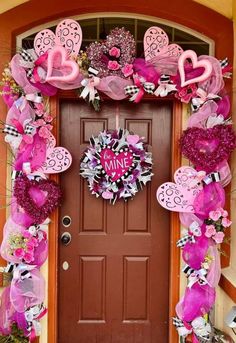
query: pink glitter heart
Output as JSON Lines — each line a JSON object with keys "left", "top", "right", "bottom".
{"left": 100, "top": 148, "right": 133, "bottom": 182}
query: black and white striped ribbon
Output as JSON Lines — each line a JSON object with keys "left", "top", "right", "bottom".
{"left": 3, "top": 123, "right": 34, "bottom": 137}
{"left": 202, "top": 172, "right": 220, "bottom": 185}
{"left": 220, "top": 58, "right": 229, "bottom": 69}
{"left": 177, "top": 234, "right": 195, "bottom": 248}
{"left": 20, "top": 49, "right": 34, "bottom": 63}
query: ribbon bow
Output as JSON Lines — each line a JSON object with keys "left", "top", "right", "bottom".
{"left": 177, "top": 221, "right": 202, "bottom": 248}
{"left": 25, "top": 304, "right": 47, "bottom": 342}
{"left": 173, "top": 316, "right": 211, "bottom": 342}
{"left": 80, "top": 67, "right": 100, "bottom": 102}
{"left": 3, "top": 122, "right": 35, "bottom": 139}
{"left": 183, "top": 264, "right": 208, "bottom": 288}
{"left": 154, "top": 74, "right": 177, "bottom": 97}
{"left": 13, "top": 264, "right": 36, "bottom": 282}
{"left": 125, "top": 74, "right": 155, "bottom": 103}
{"left": 191, "top": 88, "right": 220, "bottom": 112}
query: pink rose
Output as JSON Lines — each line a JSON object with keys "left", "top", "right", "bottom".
{"left": 121, "top": 64, "right": 134, "bottom": 77}
{"left": 26, "top": 242, "right": 35, "bottom": 252}
{"left": 205, "top": 225, "right": 216, "bottom": 238}
{"left": 28, "top": 237, "right": 39, "bottom": 247}
{"left": 34, "top": 119, "right": 46, "bottom": 127}
{"left": 108, "top": 60, "right": 120, "bottom": 71}
{"left": 222, "top": 217, "right": 232, "bottom": 228}
{"left": 109, "top": 47, "right": 121, "bottom": 58}
{"left": 24, "top": 252, "right": 34, "bottom": 263}
{"left": 209, "top": 209, "right": 222, "bottom": 221}
{"left": 14, "top": 248, "right": 24, "bottom": 259}
{"left": 220, "top": 208, "right": 228, "bottom": 218}
{"left": 44, "top": 115, "right": 53, "bottom": 123}
{"left": 38, "top": 126, "right": 51, "bottom": 139}
{"left": 22, "top": 230, "right": 31, "bottom": 239}
{"left": 213, "top": 231, "right": 225, "bottom": 244}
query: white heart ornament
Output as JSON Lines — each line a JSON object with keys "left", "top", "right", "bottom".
{"left": 156, "top": 166, "right": 203, "bottom": 213}
{"left": 178, "top": 50, "right": 213, "bottom": 87}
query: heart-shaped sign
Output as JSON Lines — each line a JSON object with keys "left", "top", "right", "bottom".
{"left": 13, "top": 175, "right": 62, "bottom": 224}
{"left": 34, "top": 19, "right": 82, "bottom": 56}
{"left": 46, "top": 46, "right": 80, "bottom": 83}
{"left": 156, "top": 166, "right": 203, "bottom": 213}
{"left": 180, "top": 125, "right": 236, "bottom": 173}
{"left": 178, "top": 50, "right": 213, "bottom": 87}
{"left": 144, "top": 26, "right": 183, "bottom": 61}
{"left": 100, "top": 148, "right": 133, "bottom": 182}
{"left": 40, "top": 133, "right": 72, "bottom": 174}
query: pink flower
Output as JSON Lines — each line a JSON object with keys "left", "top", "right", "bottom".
{"left": 205, "top": 225, "right": 216, "bottom": 238}
{"left": 220, "top": 208, "right": 228, "bottom": 218}
{"left": 121, "top": 64, "right": 134, "bottom": 77}
{"left": 22, "top": 230, "right": 31, "bottom": 239}
{"left": 109, "top": 47, "right": 121, "bottom": 58}
{"left": 213, "top": 231, "right": 225, "bottom": 244}
{"left": 209, "top": 209, "right": 222, "bottom": 221}
{"left": 38, "top": 126, "right": 51, "bottom": 139}
{"left": 175, "top": 83, "right": 197, "bottom": 103}
{"left": 33, "top": 119, "right": 46, "bottom": 127}
{"left": 44, "top": 115, "right": 53, "bottom": 123}
{"left": 108, "top": 60, "right": 120, "bottom": 71}
{"left": 44, "top": 124, "right": 53, "bottom": 131}
{"left": 14, "top": 248, "right": 25, "bottom": 259}
{"left": 28, "top": 237, "right": 39, "bottom": 247}
{"left": 24, "top": 252, "right": 34, "bottom": 263}
{"left": 26, "top": 242, "right": 35, "bottom": 252}
{"left": 222, "top": 217, "right": 232, "bottom": 228}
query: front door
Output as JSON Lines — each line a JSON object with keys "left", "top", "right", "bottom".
{"left": 58, "top": 99, "right": 172, "bottom": 343}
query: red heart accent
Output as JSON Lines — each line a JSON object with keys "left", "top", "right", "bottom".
{"left": 14, "top": 175, "right": 62, "bottom": 224}
{"left": 100, "top": 148, "right": 133, "bottom": 182}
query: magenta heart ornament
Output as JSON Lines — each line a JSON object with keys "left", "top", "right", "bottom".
{"left": 13, "top": 175, "right": 62, "bottom": 224}
{"left": 100, "top": 148, "right": 133, "bottom": 182}
{"left": 180, "top": 125, "right": 236, "bottom": 173}
{"left": 156, "top": 166, "right": 203, "bottom": 213}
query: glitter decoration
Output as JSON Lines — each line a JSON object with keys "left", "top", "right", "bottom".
{"left": 86, "top": 27, "right": 136, "bottom": 77}
{"left": 13, "top": 175, "right": 62, "bottom": 225}
{"left": 180, "top": 125, "right": 236, "bottom": 173}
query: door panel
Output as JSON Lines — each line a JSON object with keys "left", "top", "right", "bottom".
{"left": 58, "top": 100, "right": 172, "bottom": 343}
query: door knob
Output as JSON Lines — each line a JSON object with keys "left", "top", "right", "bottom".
{"left": 61, "top": 232, "right": 72, "bottom": 246}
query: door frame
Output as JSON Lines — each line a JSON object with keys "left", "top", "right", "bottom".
{"left": 48, "top": 92, "right": 182, "bottom": 343}
{"left": 0, "top": 2, "right": 233, "bottom": 343}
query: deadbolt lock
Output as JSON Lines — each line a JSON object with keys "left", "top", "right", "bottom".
{"left": 61, "top": 232, "right": 72, "bottom": 246}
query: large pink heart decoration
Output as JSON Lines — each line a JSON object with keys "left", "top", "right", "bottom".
{"left": 178, "top": 50, "right": 213, "bottom": 87}
{"left": 34, "top": 19, "right": 82, "bottom": 56}
{"left": 40, "top": 133, "right": 72, "bottom": 174}
{"left": 13, "top": 175, "right": 62, "bottom": 224}
{"left": 46, "top": 46, "right": 80, "bottom": 83}
{"left": 156, "top": 166, "right": 203, "bottom": 213}
{"left": 100, "top": 148, "right": 133, "bottom": 182}
{"left": 144, "top": 26, "right": 183, "bottom": 61}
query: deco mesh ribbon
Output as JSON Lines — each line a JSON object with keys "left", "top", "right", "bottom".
{"left": 80, "top": 128, "right": 153, "bottom": 203}
{"left": 0, "top": 17, "right": 235, "bottom": 343}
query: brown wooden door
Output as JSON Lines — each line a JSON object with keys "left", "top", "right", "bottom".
{"left": 58, "top": 100, "right": 172, "bottom": 343}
